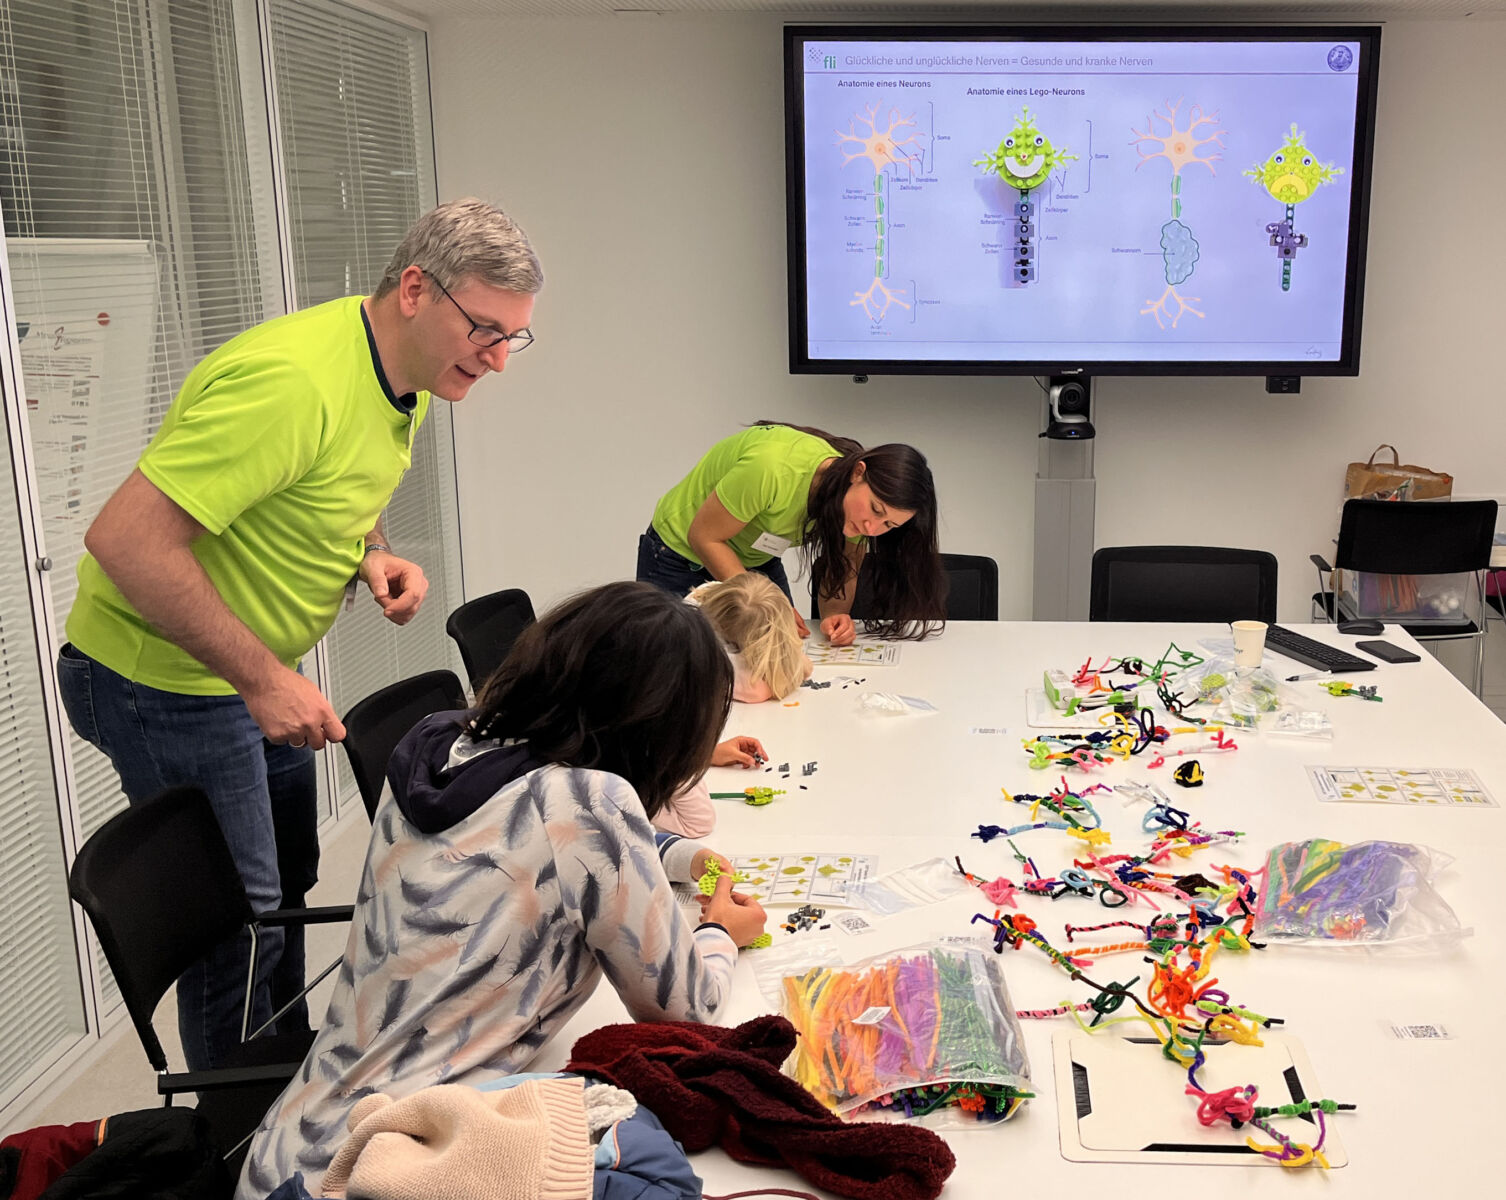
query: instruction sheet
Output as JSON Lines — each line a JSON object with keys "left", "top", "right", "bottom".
{"left": 1305, "top": 765, "right": 1497, "bottom": 808}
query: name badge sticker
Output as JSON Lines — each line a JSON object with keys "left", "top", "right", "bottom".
{"left": 751, "top": 531, "right": 792, "bottom": 556}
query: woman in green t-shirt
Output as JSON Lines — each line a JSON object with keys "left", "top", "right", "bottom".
{"left": 637, "top": 421, "right": 946, "bottom": 643}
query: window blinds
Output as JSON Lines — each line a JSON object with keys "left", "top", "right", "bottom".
{"left": 267, "top": 0, "right": 464, "bottom": 811}
{"left": 0, "top": 371, "right": 85, "bottom": 1104}
{"left": 0, "top": 0, "right": 453, "bottom": 1110}
{"left": 1, "top": 0, "right": 280, "bottom": 1032}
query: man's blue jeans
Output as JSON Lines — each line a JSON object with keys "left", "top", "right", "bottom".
{"left": 57, "top": 643, "right": 319, "bottom": 1071}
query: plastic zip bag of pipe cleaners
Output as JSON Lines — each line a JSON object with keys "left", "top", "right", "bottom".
{"left": 1257, "top": 838, "right": 1468, "bottom": 948}
{"left": 754, "top": 937, "right": 1033, "bottom": 1127}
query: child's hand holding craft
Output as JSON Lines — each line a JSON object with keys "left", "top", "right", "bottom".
{"left": 701, "top": 873, "right": 768, "bottom": 947}
{"left": 711, "top": 736, "right": 767, "bottom": 769}
{"left": 690, "top": 848, "right": 733, "bottom": 879}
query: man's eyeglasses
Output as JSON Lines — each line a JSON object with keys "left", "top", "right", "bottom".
{"left": 421, "top": 269, "right": 534, "bottom": 352}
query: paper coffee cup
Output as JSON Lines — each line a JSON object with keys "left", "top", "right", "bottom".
{"left": 1231, "top": 620, "right": 1268, "bottom": 668}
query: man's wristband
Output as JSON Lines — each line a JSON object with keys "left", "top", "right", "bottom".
{"left": 364, "top": 542, "right": 391, "bottom": 556}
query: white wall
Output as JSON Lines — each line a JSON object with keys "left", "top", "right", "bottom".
{"left": 430, "top": 15, "right": 1506, "bottom": 622}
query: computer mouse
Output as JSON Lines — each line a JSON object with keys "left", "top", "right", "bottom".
{"left": 1337, "top": 619, "right": 1384, "bottom": 635}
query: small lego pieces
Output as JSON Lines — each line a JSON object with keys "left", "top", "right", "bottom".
{"left": 781, "top": 904, "right": 827, "bottom": 934}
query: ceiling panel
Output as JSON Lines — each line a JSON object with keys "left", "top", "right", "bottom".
{"left": 391, "top": 1, "right": 1501, "bottom": 23}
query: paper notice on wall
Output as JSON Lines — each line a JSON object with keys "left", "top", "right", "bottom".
{"left": 8, "top": 239, "right": 160, "bottom": 577}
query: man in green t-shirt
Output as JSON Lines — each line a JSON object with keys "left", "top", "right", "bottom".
{"left": 56, "top": 198, "right": 543, "bottom": 1071}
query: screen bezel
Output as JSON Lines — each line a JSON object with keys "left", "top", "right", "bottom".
{"left": 784, "top": 23, "right": 1382, "bottom": 377}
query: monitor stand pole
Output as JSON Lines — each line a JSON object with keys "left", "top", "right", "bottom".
{"left": 1032, "top": 381, "right": 1096, "bottom": 620}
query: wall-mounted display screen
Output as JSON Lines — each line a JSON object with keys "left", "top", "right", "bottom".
{"left": 786, "top": 26, "right": 1381, "bottom": 375}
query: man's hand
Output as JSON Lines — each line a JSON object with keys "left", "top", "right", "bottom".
{"left": 710, "top": 736, "right": 767, "bottom": 769}
{"left": 821, "top": 613, "right": 856, "bottom": 646}
{"left": 360, "top": 551, "right": 429, "bottom": 625}
{"left": 241, "top": 664, "right": 346, "bottom": 750}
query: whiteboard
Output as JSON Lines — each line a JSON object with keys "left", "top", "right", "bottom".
{"left": 7, "top": 238, "right": 160, "bottom": 590}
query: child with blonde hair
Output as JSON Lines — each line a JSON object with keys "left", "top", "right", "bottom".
{"left": 691, "top": 572, "right": 813, "bottom": 703}
{"left": 651, "top": 574, "right": 811, "bottom": 839}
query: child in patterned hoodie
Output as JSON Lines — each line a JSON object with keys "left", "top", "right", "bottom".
{"left": 237, "top": 581, "right": 767, "bottom": 1198}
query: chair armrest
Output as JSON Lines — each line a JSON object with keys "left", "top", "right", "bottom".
{"left": 158, "top": 1061, "right": 302, "bottom": 1096}
{"left": 255, "top": 904, "right": 353, "bottom": 928}
{"left": 1309, "top": 553, "right": 1333, "bottom": 573}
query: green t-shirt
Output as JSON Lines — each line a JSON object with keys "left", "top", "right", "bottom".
{"left": 652, "top": 425, "right": 838, "bottom": 567}
{"left": 66, "top": 296, "right": 430, "bottom": 694}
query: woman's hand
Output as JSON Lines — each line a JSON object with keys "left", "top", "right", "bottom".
{"left": 711, "top": 736, "right": 767, "bottom": 769}
{"left": 791, "top": 605, "right": 810, "bottom": 639}
{"left": 700, "top": 873, "right": 768, "bottom": 947}
{"left": 821, "top": 613, "right": 856, "bottom": 646}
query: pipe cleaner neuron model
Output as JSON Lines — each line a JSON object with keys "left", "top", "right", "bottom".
{"left": 961, "top": 801, "right": 1354, "bottom": 1166}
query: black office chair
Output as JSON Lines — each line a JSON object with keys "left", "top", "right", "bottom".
{"left": 1090, "top": 545, "right": 1278, "bottom": 624}
{"left": 809, "top": 552, "right": 999, "bottom": 622}
{"left": 68, "top": 786, "right": 350, "bottom": 1168}
{"left": 1311, "top": 498, "right": 1498, "bottom": 695}
{"left": 340, "top": 669, "right": 468, "bottom": 820}
{"left": 445, "top": 588, "right": 536, "bottom": 689}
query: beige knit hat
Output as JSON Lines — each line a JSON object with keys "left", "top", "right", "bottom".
{"left": 320, "top": 1077, "right": 592, "bottom": 1200}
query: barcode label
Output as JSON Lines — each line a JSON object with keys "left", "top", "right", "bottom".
{"left": 851, "top": 1006, "right": 891, "bottom": 1026}
{"left": 1391, "top": 1022, "right": 1451, "bottom": 1040}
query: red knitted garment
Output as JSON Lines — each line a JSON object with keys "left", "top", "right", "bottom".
{"left": 566, "top": 1015, "right": 955, "bottom": 1200}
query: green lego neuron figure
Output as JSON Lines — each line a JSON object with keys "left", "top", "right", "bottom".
{"left": 975, "top": 108, "right": 1078, "bottom": 286}
{"left": 1245, "top": 124, "right": 1342, "bottom": 204}
{"left": 1244, "top": 124, "right": 1343, "bottom": 292}
{"left": 974, "top": 107, "right": 1078, "bottom": 192}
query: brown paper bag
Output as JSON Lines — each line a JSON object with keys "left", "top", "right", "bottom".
{"left": 1343, "top": 445, "right": 1453, "bottom": 502}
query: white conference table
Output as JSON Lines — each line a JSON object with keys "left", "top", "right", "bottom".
{"left": 530, "top": 622, "right": 1506, "bottom": 1197}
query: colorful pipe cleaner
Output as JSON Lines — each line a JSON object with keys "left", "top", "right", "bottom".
{"left": 964, "top": 812, "right": 1351, "bottom": 1166}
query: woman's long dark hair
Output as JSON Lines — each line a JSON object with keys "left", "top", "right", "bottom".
{"left": 468, "top": 582, "right": 732, "bottom": 817}
{"left": 754, "top": 421, "right": 946, "bottom": 640}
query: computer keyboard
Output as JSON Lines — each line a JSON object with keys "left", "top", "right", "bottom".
{"left": 1263, "top": 625, "right": 1377, "bottom": 673}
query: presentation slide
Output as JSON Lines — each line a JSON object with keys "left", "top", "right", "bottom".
{"left": 796, "top": 38, "right": 1365, "bottom": 365}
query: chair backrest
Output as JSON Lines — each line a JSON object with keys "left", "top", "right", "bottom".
{"left": 340, "top": 669, "right": 469, "bottom": 820}
{"left": 68, "top": 787, "right": 255, "bottom": 1072}
{"left": 1335, "top": 499, "right": 1499, "bottom": 575}
{"left": 811, "top": 552, "right": 1000, "bottom": 622}
{"left": 445, "top": 588, "right": 537, "bottom": 688}
{"left": 1090, "top": 545, "right": 1279, "bottom": 623}
{"left": 935, "top": 553, "right": 999, "bottom": 621}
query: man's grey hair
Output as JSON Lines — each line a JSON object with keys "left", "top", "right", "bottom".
{"left": 375, "top": 198, "right": 543, "bottom": 297}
